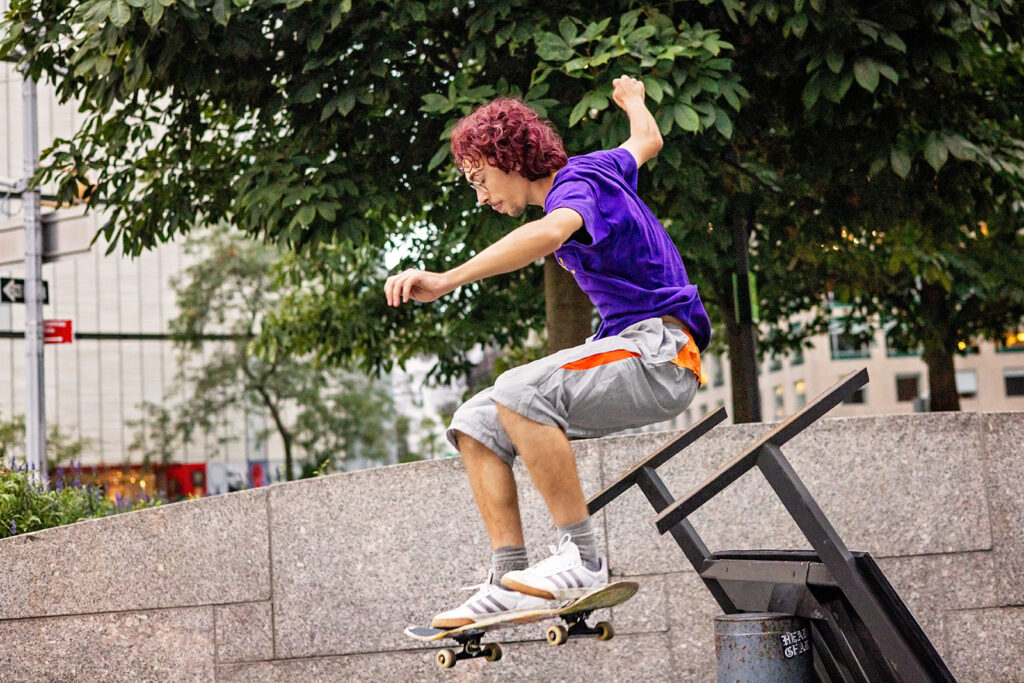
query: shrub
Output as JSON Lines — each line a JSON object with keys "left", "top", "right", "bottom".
{"left": 0, "top": 460, "right": 162, "bottom": 539}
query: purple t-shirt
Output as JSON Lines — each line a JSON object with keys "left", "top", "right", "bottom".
{"left": 544, "top": 147, "right": 711, "bottom": 351}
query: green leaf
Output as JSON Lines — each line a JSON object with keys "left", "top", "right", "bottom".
{"left": 944, "top": 134, "right": 978, "bottom": 161}
{"left": 714, "top": 109, "right": 733, "bottom": 139}
{"left": 408, "top": 2, "right": 426, "bottom": 22}
{"left": 420, "top": 93, "right": 449, "bottom": 113}
{"left": 536, "top": 32, "right": 573, "bottom": 62}
{"left": 802, "top": 72, "right": 822, "bottom": 109}
{"left": 558, "top": 17, "right": 577, "bottom": 44}
{"left": 923, "top": 133, "right": 948, "bottom": 172}
{"left": 142, "top": 0, "right": 164, "bottom": 26}
{"left": 293, "top": 80, "right": 320, "bottom": 104}
{"left": 427, "top": 144, "right": 449, "bottom": 172}
{"left": 580, "top": 18, "right": 611, "bottom": 42}
{"left": 882, "top": 32, "right": 907, "bottom": 53}
{"left": 878, "top": 62, "right": 899, "bottom": 84}
{"left": 110, "top": 0, "right": 132, "bottom": 28}
{"left": 619, "top": 9, "right": 641, "bottom": 34}
{"left": 655, "top": 108, "right": 674, "bottom": 136}
{"left": 212, "top": 0, "right": 229, "bottom": 25}
{"left": 826, "top": 50, "right": 844, "bottom": 74}
{"left": 563, "top": 57, "right": 589, "bottom": 73}
{"left": 296, "top": 205, "right": 316, "bottom": 227}
{"left": 642, "top": 77, "right": 664, "bottom": 104}
{"left": 824, "top": 71, "right": 854, "bottom": 103}
{"left": 568, "top": 98, "right": 589, "bottom": 127}
{"left": 335, "top": 93, "right": 356, "bottom": 116}
{"left": 786, "top": 13, "right": 809, "bottom": 39}
{"left": 855, "top": 20, "right": 879, "bottom": 41}
{"left": 890, "top": 148, "right": 912, "bottom": 178}
{"left": 673, "top": 104, "right": 700, "bottom": 132}
{"left": 853, "top": 58, "right": 879, "bottom": 93}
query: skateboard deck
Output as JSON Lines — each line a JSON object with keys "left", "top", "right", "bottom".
{"left": 405, "top": 580, "right": 638, "bottom": 669}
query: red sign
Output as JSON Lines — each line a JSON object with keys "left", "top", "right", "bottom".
{"left": 44, "top": 319, "right": 73, "bottom": 344}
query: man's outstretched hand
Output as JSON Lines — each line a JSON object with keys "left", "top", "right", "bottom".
{"left": 384, "top": 268, "right": 452, "bottom": 306}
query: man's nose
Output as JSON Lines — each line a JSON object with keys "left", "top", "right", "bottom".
{"left": 474, "top": 186, "right": 489, "bottom": 205}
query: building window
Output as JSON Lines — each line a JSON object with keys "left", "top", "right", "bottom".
{"left": 956, "top": 370, "right": 978, "bottom": 400}
{"left": 769, "top": 355, "right": 783, "bottom": 372}
{"left": 712, "top": 355, "right": 724, "bottom": 387}
{"left": 831, "top": 330, "right": 871, "bottom": 360}
{"left": 844, "top": 383, "right": 867, "bottom": 404}
{"left": 895, "top": 374, "right": 921, "bottom": 402}
{"left": 997, "top": 330, "right": 1024, "bottom": 353}
{"left": 885, "top": 328, "right": 920, "bottom": 358}
{"left": 791, "top": 347, "right": 805, "bottom": 366}
{"left": 1005, "top": 370, "right": 1024, "bottom": 397}
{"left": 794, "top": 380, "right": 807, "bottom": 409}
{"left": 773, "top": 385, "right": 785, "bottom": 419}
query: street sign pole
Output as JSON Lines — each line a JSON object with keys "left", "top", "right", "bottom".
{"left": 23, "top": 72, "right": 47, "bottom": 484}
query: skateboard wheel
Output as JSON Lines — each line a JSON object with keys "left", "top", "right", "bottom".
{"left": 596, "top": 621, "right": 614, "bottom": 641}
{"left": 483, "top": 643, "right": 503, "bottom": 662}
{"left": 436, "top": 648, "right": 457, "bottom": 669}
{"left": 546, "top": 624, "right": 569, "bottom": 646}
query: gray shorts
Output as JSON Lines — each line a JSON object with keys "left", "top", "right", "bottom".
{"left": 446, "top": 317, "right": 701, "bottom": 467}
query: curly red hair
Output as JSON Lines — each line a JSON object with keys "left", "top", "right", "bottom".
{"left": 450, "top": 98, "right": 567, "bottom": 180}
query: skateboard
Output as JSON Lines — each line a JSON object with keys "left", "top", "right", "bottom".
{"left": 405, "top": 580, "right": 639, "bottom": 669}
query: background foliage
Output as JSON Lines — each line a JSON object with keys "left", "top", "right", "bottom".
{"left": 2, "top": 0, "right": 1023, "bottom": 414}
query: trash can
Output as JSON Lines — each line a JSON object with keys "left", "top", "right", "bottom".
{"left": 714, "top": 612, "right": 813, "bottom": 683}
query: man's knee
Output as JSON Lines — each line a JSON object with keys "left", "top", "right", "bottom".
{"left": 453, "top": 430, "right": 515, "bottom": 468}
{"left": 452, "top": 429, "right": 494, "bottom": 458}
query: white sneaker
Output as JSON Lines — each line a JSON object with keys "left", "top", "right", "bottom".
{"left": 501, "top": 534, "right": 609, "bottom": 601}
{"left": 431, "top": 571, "right": 554, "bottom": 629}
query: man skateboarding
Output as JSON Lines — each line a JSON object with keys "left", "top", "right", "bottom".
{"left": 385, "top": 75, "right": 710, "bottom": 629}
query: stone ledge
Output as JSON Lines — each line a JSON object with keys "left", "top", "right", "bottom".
{"left": 0, "top": 412, "right": 1018, "bottom": 682}
{"left": 0, "top": 607, "right": 214, "bottom": 681}
{"left": 0, "top": 487, "right": 270, "bottom": 620}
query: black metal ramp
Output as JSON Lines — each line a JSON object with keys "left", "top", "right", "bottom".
{"left": 589, "top": 369, "right": 955, "bottom": 682}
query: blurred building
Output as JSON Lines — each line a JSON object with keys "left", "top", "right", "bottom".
{"left": 663, "top": 321, "right": 1024, "bottom": 432}
{"left": 0, "top": 56, "right": 278, "bottom": 481}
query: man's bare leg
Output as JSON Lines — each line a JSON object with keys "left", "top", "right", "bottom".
{"left": 454, "top": 431, "right": 525, "bottom": 549}
{"left": 431, "top": 433, "right": 548, "bottom": 628}
{"left": 494, "top": 404, "right": 588, "bottom": 527}
{"left": 494, "top": 403, "right": 604, "bottom": 599}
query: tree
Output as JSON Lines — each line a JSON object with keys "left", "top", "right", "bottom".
{"left": 128, "top": 228, "right": 397, "bottom": 479}
{"left": 1, "top": 0, "right": 741, "bottom": 382}
{"left": 634, "top": 0, "right": 1024, "bottom": 415}
{"left": 5, "top": 0, "right": 1022, "bottom": 417}
{"left": 723, "top": 1, "right": 1024, "bottom": 411}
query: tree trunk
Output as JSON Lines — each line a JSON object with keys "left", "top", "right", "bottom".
{"left": 923, "top": 345, "right": 959, "bottom": 411}
{"left": 725, "top": 199, "right": 762, "bottom": 423}
{"left": 544, "top": 255, "right": 593, "bottom": 353}
{"left": 721, "top": 295, "right": 763, "bottom": 423}
{"left": 920, "top": 283, "right": 961, "bottom": 412}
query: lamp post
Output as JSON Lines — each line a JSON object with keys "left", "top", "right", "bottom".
{"left": 22, "top": 71, "right": 47, "bottom": 483}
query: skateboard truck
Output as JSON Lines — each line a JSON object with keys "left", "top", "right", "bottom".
{"left": 545, "top": 609, "right": 614, "bottom": 646}
{"left": 435, "top": 629, "right": 503, "bottom": 669}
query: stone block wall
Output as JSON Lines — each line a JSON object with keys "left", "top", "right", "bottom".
{"left": 1, "top": 412, "right": 1021, "bottom": 681}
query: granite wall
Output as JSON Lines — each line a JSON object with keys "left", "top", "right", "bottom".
{"left": 0, "top": 412, "right": 1021, "bottom": 682}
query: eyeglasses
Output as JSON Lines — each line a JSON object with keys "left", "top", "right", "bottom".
{"left": 465, "top": 168, "right": 488, "bottom": 193}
